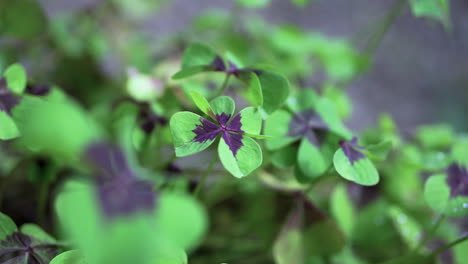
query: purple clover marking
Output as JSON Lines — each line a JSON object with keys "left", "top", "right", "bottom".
{"left": 445, "top": 163, "right": 468, "bottom": 197}
{"left": 288, "top": 109, "right": 329, "bottom": 146}
{"left": 0, "top": 78, "right": 20, "bottom": 115}
{"left": 85, "top": 143, "right": 156, "bottom": 219}
{"left": 339, "top": 137, "right": 366, "bottom": 165}
{"left": 192, "top": 111, "right": 245, "bottom": 157}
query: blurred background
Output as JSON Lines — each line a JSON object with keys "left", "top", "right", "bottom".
{"left": 1, "top": 0, "right": 467, "bottom": 134}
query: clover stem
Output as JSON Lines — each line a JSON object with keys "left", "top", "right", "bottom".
{"left": 430, "top": 235, "right": 468, "bottom": 257}
{"left": 214, "top": 74, "right": 231, "bottom": 98}
{"left": 193, "top": 154, "right": 218, "bottom": 197}
{"left": 364, "top": 0, "right": 407, "bottom": 56}
{"left": 413, "top": 214, "right": 446, "bottom": 253}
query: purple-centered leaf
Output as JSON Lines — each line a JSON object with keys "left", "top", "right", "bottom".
{"left": 288, "top": 110, "right": 328, "bottom": 146}
{"left": 0, "top": 79, "right": 20, "bottom": 115}
{"left": 85, "top": 143, "right": 156, "bottom": 219}
{"left": 0, "top": 232, "right": 58, "bottom": 264}
{"left": 192, "top": 111, "right": 246, "bottom": 157}
{"left": 193, "top": 118, "right": 222, "bottom": 143}
{"left": 339, "top": 137, "right": 365, "bottom": 165}
{"left": 445, "top": 163, "right": 468, "bottom": 197}
{"left": 25, "top": 84, "right": 51, "bottom": 96}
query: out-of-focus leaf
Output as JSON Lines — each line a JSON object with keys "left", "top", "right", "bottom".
{"left": 416, "top": 124, "right": 453, "bottom": 150}
{"left": 378, "top": 253, "right": 435, "bottom": 264}
{"left": 388, "top": 206, "right": 422, "bottom": 248}
{"left": 20, "top": 223, "right": 56, "bottom": 243}
{"left": 0, "top": 0, "right": 47, "bottom": 39}
{"left": 366, "top": 140, "right": 393, "bottom": 161}
{"left": 236, "top": 0, "right": 271, "bottom": 8}
{"left": 154, "top": 192, "right": 208, "bottom": 252}
{"left": 273, "top": 208, "right": 304, "bottom": 264}
{"left": 3, "top": 64, "right": 27, "bottom": 94}
{"left": 237, "top": 71, "right": 263, "bottom": 107}
{"left": 12, "top": 97, "right": 101, "bottom": 162}
{"left": 424, "top": 173, "right": 468, "bottom": 217}
{"left": 0, "top": 212, "right": 17, "bottom": 240}
{"left": 255, "top": 70, "right": 290, "bottom": 114}
{"left": 0, "top": 112, "right": 20, "bottom": 140}
{"left": 126, "top": 69, "right": 162, "bottom": 102}
{"left": 331, "top": 184, "right": 355, "bottom": 236}
{"left": 291, "top": 0, "right": 313, "bottom": 7}
{"left": 272, "top": 144, "right": 298, "bottom": 168}
{"left": 409, "top": 0, "right": 450, "bottom": 28}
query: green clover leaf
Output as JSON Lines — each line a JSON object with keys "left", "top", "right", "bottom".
{"left": 170, "top": 94, "right": 264, "bottom": 177}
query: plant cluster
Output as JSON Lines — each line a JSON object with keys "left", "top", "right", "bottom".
{"left": 0, "top": 0, "right": 465, "bottom": 264}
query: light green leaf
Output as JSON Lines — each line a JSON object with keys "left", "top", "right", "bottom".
{"left": 237, "top": 70, "right": 263, "bottom": 107}
{"left": 0, "top": 211, "right": 17, "bottom": 240}
{"left": 323, "top": 85, "right": 352, "bottom": 120}
{"left": 424, "top": 174, "right": 468, "bottom": 217}
{"left": 416, "top": 124, "right": 453, "bottom": 149}
{"left": 316, "top": 98, "right": 351, "bottom": 139}
{"left": 410, "top": 0, "right": 450, "bottom": 28}
{"left": 297, "top": 138, "right": 329, "bottom": 182}
{"left": 331, "top": 184, "right": 355, "bottom": 236}
{"left": 218, "top": 135, "right": 262, "bottom": 178}
{"left": 237, "top": 107, "right": 261, "bottom": 134}
{"left": 126, "top": 70, "right": 161, "bottom": 102}
{"left": 265, "top": 110, "right": 298, "bottom": 150}
{"left": 12, "top": 97, "right": 101, "bottom": 162}
{"left": 0, "top": 111, "right": 20, "bottom": 140}
{"left": 366, "top": 140, "right": 393, "bottom": 161}
{"left": 172, "top": 43, "right": 220, "bottom": 80}
{"left": 209, "top": 96, "right": 235, "bottom": 117}
{"left": 236, "top": 0, "right": 271, "bottom": 8}
{"left": 287, "top": 89, "right": 318, "bottom": 113}
{"left": 3, "top": 63, "right": 27, "bottom": 94}
{"left": 378, "top": 253, "right": 435, "bottom": 264}
{"left": 256, "top": 71, "right": 290, "bottom": 114}
{"left": 155, "top": 192, "right": 208, "bottom": 251}
{"left": 181, "top": 43, "right": 218, "bottom": 68}
{"left": 189, "top": 90, "right": 212, "bottom": 117}
{"left": 170, "top": 112, "right": 217, "bottom": 157}
{"left": 388, "top": 206, "right": 422, "bottom": 248}
{"left": 333, "top": 148, "right": 379, "bottom": 186}
{"left": 50, "top": 250, "right": 88, "bottom": 264}
{"left": 20, "top": 223, "right": 56, "bottom": 243}
{"left": 272, "top": 144, "right": 298, "bottom": 168}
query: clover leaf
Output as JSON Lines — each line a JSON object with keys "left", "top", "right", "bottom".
{"left": 172, "top": 43, "right": 289, "bottom": 114}
{"left": 424, "top": 163, "right": 468, "bottom": 217}
{"left": 170, "top": 93, "right": 263, "bottom": 177}
{"left": 410, "top": 0, "right": 450, "bottom": 29}
{"left": 333, "top": 137, "right": 380, "bottom": 186}
{"left": 0, "top": 213, "right": 59, "bottom": 264}
{"left": 265, "top": 89, "right": 351, "bottom": 182}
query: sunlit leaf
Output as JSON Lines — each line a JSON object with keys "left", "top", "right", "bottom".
{"left": 0, "top": 111, "right": 20, "bottom": 140}
{"left": 388, "top": 206, "right": 422, "bottom": 248}
{"left": 410, "top": 0, "right": 450, "bottom": 28}
{"left": 331, "top": 184, "right": 355, "bottom": 236}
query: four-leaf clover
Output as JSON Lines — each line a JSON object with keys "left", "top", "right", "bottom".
{"left": 170, "top": 92, "right": 263, "bottom": 177}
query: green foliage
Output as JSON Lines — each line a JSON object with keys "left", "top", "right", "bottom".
{"left": 410, "top": 0, "right": 450, "bottom": 28}
{"left": 0, "top": 2, "right": 464, "bottom": 264}
{"left": 3, "top": 64, "right": 27, "bottom": 94}
{"left": 0, "top": 0, "right": 48, "bottom": 39}
{"left": 0, "top": 212, "right": 17, "bottom": 240}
